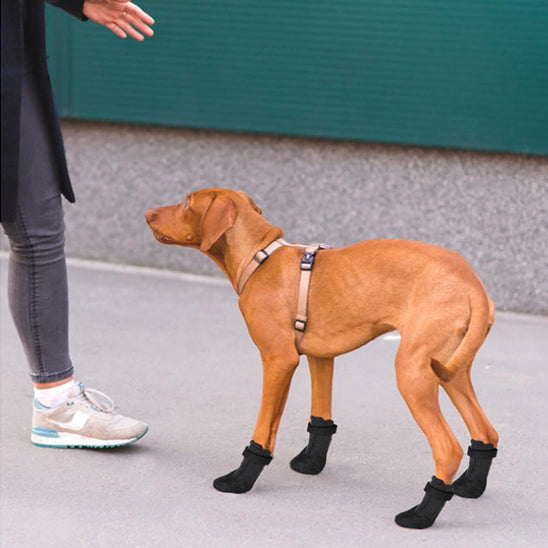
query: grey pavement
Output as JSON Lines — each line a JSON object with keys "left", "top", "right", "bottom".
{"left": 1, "top": 253, "right": 547, "bottom": 547}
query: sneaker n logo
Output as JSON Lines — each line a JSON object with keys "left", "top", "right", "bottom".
{"left": 50, "top": 410, "right": 89, "bottom": 432}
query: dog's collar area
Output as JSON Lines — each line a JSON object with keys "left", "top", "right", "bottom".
{"left": 237, "top": 238, "right": 329, "bottom": 349}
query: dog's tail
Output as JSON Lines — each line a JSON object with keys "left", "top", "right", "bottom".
{"left": 430, "top": 293, "right": 495, "bottom": 383}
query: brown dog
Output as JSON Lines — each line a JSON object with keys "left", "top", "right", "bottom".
{"left": 145, "top": 187, "right": 498, "bottom": 529}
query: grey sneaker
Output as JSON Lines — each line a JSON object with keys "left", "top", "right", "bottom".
{"left": 31, "top": 383, "right": 148, "bottom": 448}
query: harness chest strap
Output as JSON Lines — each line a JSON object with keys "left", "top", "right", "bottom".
{"left": 237, "top": 238, "right": 289, "bottom": 295}
{"left": 294, "top": 244, "right": 329, "bottom": 346}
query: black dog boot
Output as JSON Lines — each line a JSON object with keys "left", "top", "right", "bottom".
{"left": 290, "top": 416, "right": 337, "bottom": 475}
{"left": 213, "top": 441, "right": 272, "bottom": 494}
{"left": 452, "top": 439, "right": 497, "bottom": 498}
{"left": 395, "top": 476, "right": 454, "bottom": 529}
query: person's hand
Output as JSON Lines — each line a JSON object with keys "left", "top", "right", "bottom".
{"left": 83, "top": 0, "right": 154, "bottom": 41}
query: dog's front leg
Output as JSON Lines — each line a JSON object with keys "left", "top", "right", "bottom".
{"left": 213, "top": 352, "right": 299, "bottom": 494}
{"left": 291, "top": 356, "right": 338, "bottom": 475}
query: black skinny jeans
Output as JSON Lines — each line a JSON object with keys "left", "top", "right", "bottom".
{"left": 1, "top": 68, "right": 74, "bottom": 383}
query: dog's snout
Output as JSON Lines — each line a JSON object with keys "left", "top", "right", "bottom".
{"left": 145, "top": 209, "right": 157, "bottom": 224}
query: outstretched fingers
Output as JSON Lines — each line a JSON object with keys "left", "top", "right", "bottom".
{"left": 84, "top": 1, "right": 155, "bottom": 41}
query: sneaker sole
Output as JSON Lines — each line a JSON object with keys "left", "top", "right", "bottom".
{"left": 31, "top": 426, "right": 149, "bottom": 449}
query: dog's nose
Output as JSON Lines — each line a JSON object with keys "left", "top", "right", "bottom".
{"left": 145, "top": 209, "right": 157, "bottom": 224}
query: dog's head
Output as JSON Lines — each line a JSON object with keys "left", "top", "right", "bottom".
{"left": 145, "top": 188, "right": 262, "bottom": 252}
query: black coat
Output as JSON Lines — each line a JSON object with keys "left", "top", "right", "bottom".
{"left": 1, "top": 0, "right": 85, "bottom": 222}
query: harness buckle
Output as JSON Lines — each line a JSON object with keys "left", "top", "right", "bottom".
{"left": 300, "top": 251, "right": 316, "bottom": 271}
{"left": 294, "top": 319, "right": 307, "bottom": 332}
{"left": 254, "top": 249, "right": 269, "bottom": 264}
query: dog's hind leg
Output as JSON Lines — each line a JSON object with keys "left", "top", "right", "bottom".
{"left": 213, "top": 350, "right": 299, "bottom": 494}
{"left": 394, "top": 344, "right": 462, "bottom": 529}
{"left": 442, "top": 370, "right": 498, "bottom": 498}
{"left": 290, "top": 356, "right": 337, "bottom": 475}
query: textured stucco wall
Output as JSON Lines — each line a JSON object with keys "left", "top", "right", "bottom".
{"left": 3, "top": 121, "right": 547, "bottom": 314}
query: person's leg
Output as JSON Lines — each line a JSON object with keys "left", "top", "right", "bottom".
{"left": 1, "top": 69, "right": 74, "bottom": 388}
{"left": 2, "top": 70, "right": 148, "bottom": 447}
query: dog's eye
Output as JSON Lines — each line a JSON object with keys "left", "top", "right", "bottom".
{"left": 182, "top": 199, "right": 190, "bottom": 210}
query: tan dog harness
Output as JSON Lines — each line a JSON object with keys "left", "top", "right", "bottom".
{"left": 237, "top": 238, "right": 288, "bottom": 295}
{"left": 237, "top": 238, "right": 329, "bottom": 347}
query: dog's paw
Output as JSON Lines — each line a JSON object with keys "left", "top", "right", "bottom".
{"left": 213, "top": 441, "right": 272, "bottom": 494}
{"left": 395, "top": 476, "right": 453, "bottom": 529}
{"left": 395, "top": 505, "right": 437, "bottom": 529}
{"left": 290, "top": 448, "right": 326, "bottom": 475}
{"left": 451, "top": 472, "right": 487, "bottom": 499}
{"left": 451, "top": 440, "right": 496, "bottom": 498}
{"left": 213, "top": 470, "right": 254, "bottom": 494}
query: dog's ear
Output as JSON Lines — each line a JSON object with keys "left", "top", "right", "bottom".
{"left": 200, "top": 194, "right": 238, "bottom": 252}
{"left": 237, "top": 191, "right": 262, "bottom": 215}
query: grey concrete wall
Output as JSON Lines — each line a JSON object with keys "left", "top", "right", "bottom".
{"left": 4, "top": 120, "right": 548, "bottom": 314}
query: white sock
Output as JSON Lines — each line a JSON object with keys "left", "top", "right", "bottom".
{"left": 34, "top": 379, "right": 76, "bottom": 408}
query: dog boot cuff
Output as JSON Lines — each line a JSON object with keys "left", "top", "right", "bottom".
{"left": 242, "top": 440, "right": 273, "bottom": 465}
{"left": 452, "top": 439, "right": 497, "bottom": 499}
{"left": 395, "top": 476, "right": 453, "bottom": 529}
{"left": 468, "top": 439, "right": 498, "bottom": 459}
{"left": 424, "top": 476, "right": 454, "bottom": 501}
{"left": 308, "top": 416, "right": 338, "bottom": 436}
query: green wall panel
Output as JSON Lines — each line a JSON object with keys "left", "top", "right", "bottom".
{"left": 46, "top": 1, "right": 548, "bottom": 154}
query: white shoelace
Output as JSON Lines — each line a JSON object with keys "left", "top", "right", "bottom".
{"left": 78, "top": 385, "right": 116, "bottom": 413}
